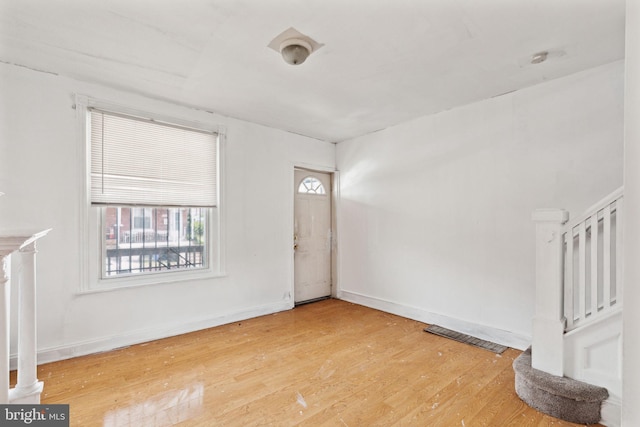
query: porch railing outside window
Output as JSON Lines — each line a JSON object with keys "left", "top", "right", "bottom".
{"left": 104, "top": 207, "right": 207, "bottom": 276}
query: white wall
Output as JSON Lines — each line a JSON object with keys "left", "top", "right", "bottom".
{"left": 336, "top": 61, "right": 624, "bottom": 349}
{"left": 0, "top": 57, "right": 625, "bottom": 363}
{"left": 0, "top": 62, "right": 335, "bottom": 362}
{"left": 623, "top": 1, "right": 640, "bottom": 425}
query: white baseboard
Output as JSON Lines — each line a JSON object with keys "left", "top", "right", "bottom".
{"left": 337, "top": 290, "right": 531, "bottom": 350}
{"left": 15, "top": 300, "right": 293, "bottom": 369}
{"left": 601, "top": 396, "right": 622, "bottom": 427}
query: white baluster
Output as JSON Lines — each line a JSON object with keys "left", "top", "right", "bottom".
{"left": 590, "top": 214, "right": 599, "bottom": 317}
{"left": 603, "top": 205, "right": 612, "bottom": 309}
{"left": 578, "top": 221, "right": 587, "bottom": 323}
{"left": 615, "top": 198, "right": 623, "bottom": 306}
{"left": 564, "top": 230, "right": 574, "bottom": 329}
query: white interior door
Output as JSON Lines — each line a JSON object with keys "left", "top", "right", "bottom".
{"left": 294, "top": 169, "right": 332, "bottom": 303}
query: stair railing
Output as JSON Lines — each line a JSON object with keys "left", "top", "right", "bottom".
{"left": 531, "top": 187, "right": 624, "bottom": 376}
{"left": 562, "top": 188, "right": 623, "bottom": 331}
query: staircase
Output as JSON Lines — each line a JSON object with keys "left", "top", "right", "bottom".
{"left": 514, "top": 347, "right": 609, "bottom": 424}
{"left": 517, "top": 188, "right": 624, "bottom": 426}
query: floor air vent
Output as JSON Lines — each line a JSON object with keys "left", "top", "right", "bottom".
{"left": 424, "top": 325, "right": 508, "bottom": 354}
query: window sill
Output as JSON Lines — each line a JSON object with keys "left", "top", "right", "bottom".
{"left": 77, "top": 269, "right": 227, "bottom": 295}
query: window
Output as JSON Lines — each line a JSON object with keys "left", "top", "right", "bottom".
{"left": 89, "top": 108, "right": 218, "bottom": 279}
{"left": 297, "top": 176, "right": 326, "bottom": 195}
{"left": 104, "top": 207, "right": 207, "bottom": 275}
{"left": 132, "top": 208, "right": 151, "bottom": 229}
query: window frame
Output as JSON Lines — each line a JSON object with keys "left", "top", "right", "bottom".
{"left": 297, "top": 176, "right": 327, "bottom": 195}
{"left": 76, "top": 95, "right": 226, "bottom": 293}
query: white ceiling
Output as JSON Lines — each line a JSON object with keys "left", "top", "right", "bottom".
{"left": 0, "top": 0, "right": 626, "bottom": 142}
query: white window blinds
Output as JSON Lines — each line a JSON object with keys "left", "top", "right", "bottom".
{"left": 90, "top": 109, "right": 217, "bottom": 207}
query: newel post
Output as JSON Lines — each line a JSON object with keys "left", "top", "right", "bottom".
{"left": 531, "top": 208, "right": 569, "bottom": 377}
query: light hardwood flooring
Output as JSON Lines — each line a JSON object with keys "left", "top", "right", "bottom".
{"left": 12, "top": 299, "right": 602, "bottom": 426}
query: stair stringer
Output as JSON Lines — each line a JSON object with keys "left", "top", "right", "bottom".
{"left": 563, "top": 308, "right": 623, "bottom": 427}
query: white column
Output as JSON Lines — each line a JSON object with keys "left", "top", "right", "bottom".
{"left": 531, "top": 208, "right": 569, "bottom": 377}
{"left": 13, "top": 242, "right": 43, "bottom": 401}
{"left": 623, "top": 1, "right": 640, "bottom": 425}
{"left": 0, "top": 253, "right": 11, "bottom": 403}
{"left": 0, "top": 229, "right": 51, "bottom": 404}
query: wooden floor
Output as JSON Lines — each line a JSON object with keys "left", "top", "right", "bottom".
{"left": 12, "top": 299, "right": 602, "bottom": 426}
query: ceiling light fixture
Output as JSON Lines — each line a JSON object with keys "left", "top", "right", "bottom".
{"left": 268, "top": 27, "right": 323, "bottom": 66}
{"left": 531, "top": 51, "right": 549, "bottom": 64}
{"left": 280, "top": 38, "right": 312, "bottom": 65}
{"left": 518, "top": 49, "right": 567, "bottom": 68}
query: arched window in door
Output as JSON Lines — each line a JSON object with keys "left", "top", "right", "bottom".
{"left": 297, "top": 176, "right": 326, "bottom": 195}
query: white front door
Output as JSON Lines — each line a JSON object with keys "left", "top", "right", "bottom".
{"left": 294, "top": 169, "right": 332, "bottom": 303}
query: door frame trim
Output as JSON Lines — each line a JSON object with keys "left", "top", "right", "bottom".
{"left": 289, "top": 162, "right": 339, "bottom": 306}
